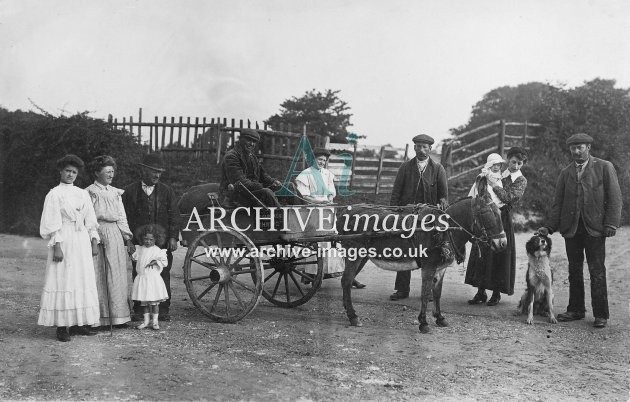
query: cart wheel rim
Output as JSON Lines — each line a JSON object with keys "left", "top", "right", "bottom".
{"left": 258, "top": 242, "right": 323, "bottom": 308}
{"left": 183, "top": 227, "right": 263, "bottom": 322}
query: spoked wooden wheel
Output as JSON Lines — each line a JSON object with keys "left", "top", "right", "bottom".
{"left": 183, "top": 227, "right": 263, "bottom": 323}
{"left": 256, "top": 242, "right": 323, "bottom": 308}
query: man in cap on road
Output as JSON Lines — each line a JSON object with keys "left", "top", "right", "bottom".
{"left": 122, "top": 153, "right": 181, "bottom": 321}
{"left": 220, "top": 128, "right": 283, "bottom": 208}
{"left": 389, "top": 134, "right": 449, "bottom": 301}
{"left": 540, "top": 133, "right": 622, "bottom": 328}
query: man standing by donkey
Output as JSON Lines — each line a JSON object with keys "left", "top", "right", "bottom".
{"left": 122, "top": 153, "right": 180, "bottom": 321}
{"left": 540, "top": 133, "right": 622, "bottom": 328}
{"left": 389, "top": 134, "right": 449, "bottom": 301}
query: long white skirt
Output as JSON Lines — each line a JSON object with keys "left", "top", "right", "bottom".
{"left": 38, "top": 223, "right": 101, "bottom": 327}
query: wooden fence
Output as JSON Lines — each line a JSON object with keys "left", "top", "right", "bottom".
{"left": 107, "top": 108, "right": 328, "bottom": 165}
{"left": 441, "top": 119, "right": 541, "bottom": 181}
{"left": 327, "top": 143, "right": 409, "bottom": 194}
{"left": 108, "top": 108, "right": 410, "bottom": 194}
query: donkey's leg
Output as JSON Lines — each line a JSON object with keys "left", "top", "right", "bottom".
{"left": 432, "top": 266, "right": 448, "bottom": 327}
{"left": 342, "top": 256, "right": 368, "bottom": 327}
{"left": 418, "top": 267, "right": 434, "bottom": 333}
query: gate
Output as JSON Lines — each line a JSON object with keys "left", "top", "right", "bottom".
{"left": 441, "top": 119, "right": 541, "bottom": 181}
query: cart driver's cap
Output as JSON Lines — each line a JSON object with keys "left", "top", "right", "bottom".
{"left": 239, "top": 128, "right": 261, "bottom": 142}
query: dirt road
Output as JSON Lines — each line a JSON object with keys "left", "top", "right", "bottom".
{"left": 1, "top": 230, "right": 628, "bottom": 401}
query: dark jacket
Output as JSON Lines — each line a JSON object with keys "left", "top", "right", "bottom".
{"left": 219, "top": 144, "right": 277, "bottom": 197}
{"left": 547, "top": 156, "right": 622, "bottom": 237}
{"left": 390, "top": 157, "right": 448, "bottom": 206}
{"left": 122, "top": 182, "right": 181, "bottom": 242}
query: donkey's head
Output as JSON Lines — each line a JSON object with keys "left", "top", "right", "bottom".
{"left": 470, "top": 176, "right": 507, "bottom": 252}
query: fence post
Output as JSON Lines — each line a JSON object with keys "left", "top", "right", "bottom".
{"left": 523, "top": 120, "right": 528, "bottom": 147}
{"left": 349, "top": 142, "right": 357, "bottom": 191}
{"left": 138, "top": 108, "right": 143, "bottom": 145}
{"left": 440, "top": 142, "right": 452, "bottom": 178}
{"left": 149, "top": 125, "right": 153, "bottom": 153}
{"left": 403, "top": 143, "right": 409, "bottom": 161}
{"left": 498, "top": 119, "right": 506, "bottom": 155}
{"left": 375, "top": 145, "right": 386, "bottom": 194}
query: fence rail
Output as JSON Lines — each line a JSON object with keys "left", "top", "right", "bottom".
{"left": 108, "top": 108, "right": 328, "bottom": 165}
{"left": 442, "top": 120, "right": 542, "bottom": 181}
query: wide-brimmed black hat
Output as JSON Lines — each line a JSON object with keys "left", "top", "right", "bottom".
{"left": 138, "top": 153, "right": 166, "bottom": 172}
{"left": 313, "top": 148, "right": 331, "bottom": 158}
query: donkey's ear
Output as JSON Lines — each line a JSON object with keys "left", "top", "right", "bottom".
{"left": 476, "top": 176, "right": 488, "bottom": 195}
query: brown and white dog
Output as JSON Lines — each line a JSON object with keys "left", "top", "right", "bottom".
{"left": 517, "top": 233, "right": 557, "bottom": 324}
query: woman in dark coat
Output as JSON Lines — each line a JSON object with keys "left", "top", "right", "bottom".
{"left": 465, "top": 147, "right": 529, "bottom": 306}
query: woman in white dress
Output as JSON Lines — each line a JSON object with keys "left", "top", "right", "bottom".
{"left": 86, "top": 155, "right": 132, "bottom": 328}
{"left": 38, "top": 155, "right": 101, "bottom": 341}
{"left": 295, "top": 148, "right": 365, "bottom": 288}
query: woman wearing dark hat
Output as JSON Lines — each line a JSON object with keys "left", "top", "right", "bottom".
{"left": 86, "top": 155, "right": 132, "bottom": 328}
{"left": 296, "top": 148, "right": 366, "bottom": 288}
{"left": 38, "top": 155, "right": 101, "bottom": 341}
{"left": 465, "top": 147, "right": 529, "bottom": 305}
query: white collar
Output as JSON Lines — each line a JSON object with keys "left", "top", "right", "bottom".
{"left": 575, "top": 159, "right": 589, "bottom": 169}
{"left": 141, "top": 181, "right": 155, "bottom": 188}
{"left": 501, "top": 169, "right": 523, "bottom": 181}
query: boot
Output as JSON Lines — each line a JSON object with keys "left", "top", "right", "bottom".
{"left": 487, "top": 291, "right": 501, "bottom": 306}
{"left": 56, "top": 327, "right": 70, "bottom": 342}
{"left": 468, "top": 290, "right": 487, "bottom": 304}
{"left": 151, "top": 314, "right": 160, "bottom": 330}
{"left": 136, "top": 313, "right": 150, "bottom": 329}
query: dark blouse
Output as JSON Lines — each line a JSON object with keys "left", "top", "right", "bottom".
{"left": 493, "top": 174, "right": 527, "bottom": 207}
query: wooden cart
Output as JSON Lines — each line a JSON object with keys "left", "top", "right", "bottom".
{"left": 180, "top": 205, "right": 339, "bottom": 323}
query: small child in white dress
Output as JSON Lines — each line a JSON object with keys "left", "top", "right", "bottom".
{"left": 468, "top": 153, "right": 505, "bottom": 208}
{"left": 131, "top": 224, "right": 169, "bottom": 330}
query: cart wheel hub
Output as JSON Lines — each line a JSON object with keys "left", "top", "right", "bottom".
{"left": 209, "top": 266, "right": 231, "bottom": 284}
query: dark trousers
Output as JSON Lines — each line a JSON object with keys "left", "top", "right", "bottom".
{"left": 132, "top": 249, "right": 173, "bottom": 313}
{"left": 394, "top": 270, "right": 411, "bottom": 293}
{"left": 564, "top": 223, "right": 609, "bottom": 319}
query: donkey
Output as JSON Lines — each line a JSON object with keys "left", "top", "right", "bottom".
{"left": 338, "top": 176, "right": 507, "bottom": 333}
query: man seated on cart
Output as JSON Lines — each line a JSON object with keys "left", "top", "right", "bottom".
{"left": 219, "top": 128, "right": 284, "bottom": 208}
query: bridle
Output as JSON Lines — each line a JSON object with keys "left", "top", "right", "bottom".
{"left": 437, "top": 197, "right": 505, "bottom": 262}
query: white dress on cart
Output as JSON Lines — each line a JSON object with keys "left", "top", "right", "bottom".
{"left": 295, "top": 167, "right": 344, "bottom": 276}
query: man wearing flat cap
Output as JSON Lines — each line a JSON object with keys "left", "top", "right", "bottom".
{"left": 540, "top": 133, "right": 622, "bottom": 328}
{"left": 220, "top": 128, "right": 283, "bottom": 208}
{"left": 122, "top": 153, "right": 180, "bottom": 321}
{"left": 389, "top": 134, "right": 449, "bottom": 301}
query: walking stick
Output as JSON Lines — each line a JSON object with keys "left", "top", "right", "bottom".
{"left": 100, "top": 244, "right": 114, "bottom": 337}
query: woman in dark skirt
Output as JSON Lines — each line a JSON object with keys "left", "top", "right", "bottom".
{"left": 465, "top": 147, "right": 529, "bottom": 306}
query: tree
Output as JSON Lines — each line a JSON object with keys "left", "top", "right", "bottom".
{"left": 447, "top": 79, "right": 630, "bottom": 224}
{"left": 266, "top": 89, "right": 353, "bottom": 143}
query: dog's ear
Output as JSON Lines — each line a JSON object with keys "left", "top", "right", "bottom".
{"left": 525, "top": 236, "right": 537, "bottom": 255}
{"left": 546, "top": 236, "right": 552, "bottom": 254}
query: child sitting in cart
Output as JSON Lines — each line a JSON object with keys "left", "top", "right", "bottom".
{"left": 131, "top": 224, "right": 169, "bottom": 330}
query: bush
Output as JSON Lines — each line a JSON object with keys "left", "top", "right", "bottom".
{"left": 0, "top": 109, "right": 144, "bottom": 235}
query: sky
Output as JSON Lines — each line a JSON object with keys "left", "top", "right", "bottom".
{"left": 2, "top": 0, "right": 630, "bottom": 150}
